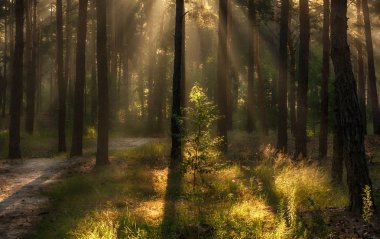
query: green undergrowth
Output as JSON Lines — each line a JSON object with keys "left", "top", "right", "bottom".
{"left": 28, "top": 138, "right": 350, "bottom": 239}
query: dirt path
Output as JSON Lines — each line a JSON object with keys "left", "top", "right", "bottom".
{"left": 0, "top": 138, "right": 153, "bottom": 239}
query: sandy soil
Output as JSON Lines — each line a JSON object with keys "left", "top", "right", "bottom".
{"left": 0, "top": 138, "right": 153, "bottom": 239}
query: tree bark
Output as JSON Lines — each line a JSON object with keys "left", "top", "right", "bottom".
{"left": 70, "top": 0, "right": 88, "bottom": 157}
{"left": 64, "top": 0, "right": 72, "bottom": 119}
{"left": 255, "top": 26, "right": 268, "bottom": 135}
{"left": 171, "top": 0, "right": 184, "bottom": 162}
{"left": 356, "top": 0, "right": 367, "bottom": 135}
{"left": 217, "top": 0, "right": 229, "bottom": 151}
{"left": 96, "top": 0, "right": 110, "bottom": 165}
{"left": 288, "top": 0, "right": 296, "bottom": 136}
{"left": 25, "top": 0, "right": 37, "bottom": 134}
{"left": 277, "top": 0, "right": 289, "bottom": 152}
{"left": 90, "top": 0, "right": 97, "bottom": 125}
{"left": 319, "top": 0, "right": 330, "bottom": 159}
{"left": 1, "top": 1, "right": 9, "bottom": 118}
{"left": 247, "top": 0, "right": 256, "bottom": 133}
{"left": 57, "top": 0, "right": 66, "bottom": 152}
{"left": 362, "top": 0, "right": 380, "bottom": 134}
{"left": 331, "top": 126, "right": 343, "bottom": 184}
{"left": 295, "top": 0, "right": 310, "bottom": 158}
{"left": 154, "top": 14, "right": 168, "bottom": 134}
{"left": 8, "top": 0, "right": 24, "bottom": 159}
{"left": 226, "top": 0, "right": 233, "bottom": 130}
{"left": 331, "top": 0, "right": 375, "bottom": 213}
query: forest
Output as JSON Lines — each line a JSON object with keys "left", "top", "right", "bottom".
{"left": 0, "top": 0, "right": 380, "bottom": 238}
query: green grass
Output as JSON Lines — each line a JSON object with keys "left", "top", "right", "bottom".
{"left": 27, "top": 136, "right": 356, "bottom": 239}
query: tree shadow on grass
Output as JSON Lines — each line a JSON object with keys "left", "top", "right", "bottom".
{"left": 161, "top": 159, "right": 183, "bottom": 239}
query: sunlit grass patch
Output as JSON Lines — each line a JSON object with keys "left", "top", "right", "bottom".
{"left": 274, "top": 162, "right": 347, "bottom": 209}
{"left": 69, "top": 205, "right": 160, "bottom": 239}
{"left": 32, "top": 155, "right": 161, "bottom": 238}
{"left": 112, "top": 142, "right": 169, "bottom": 165}
{"left": 31, "top": 139, "right": 354, "bottom": 239}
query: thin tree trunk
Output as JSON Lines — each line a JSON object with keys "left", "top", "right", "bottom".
{"left": 288, "top": 0, "right": 296, "bottom": 136}
{"left": 154, "top": 13, "right": 168, "bottom": 134}
{"left": 8, "top": 0, "right": 24, "bottom": 159}
{"left": 277, "top": 0, "right": 289, "bottom": 152}
{"left": 356, "top": 0, "right": 367, "bottom": 134}
{"left": 226, "top": 0, "right": 232, "bottom": 130}
{"left": 57, "top": 0, "right": 66, "bottom": 152}
{"left": 331, "top": 0, "right": 375, "bottom": 213}
{"left": 319, "top": 0, "right": 330, "bottom": 159}
{"left": 25, "top": 0, "right": 37, "bottom": 134}
{"left": 1, "top": 1, "right": 9, "bottom": 118}
{"left": 90, "top": 0, "right": 97, "bottom": 125}
{"left": 70, "top": 0, "right": 88, "bottom": 157}
{"left": 247, "top": 0, "right": 256, "bottom": 133}
{"left": 64, "top": 0, "right": 72, "bottom": 119}
{"left": 362, "top": 0, "right": 380, "bottom": 134}
{"left": 217, "top": 0, "right": 229, "bottom": 151}
{"left": 295, "top": 0, "right": 310, "bottom": 158}
{"left": 96, "top": 0, "right": 109, "bottom": 165}
{"left": 255, "top": 25, "right": 268, "bottom": 135}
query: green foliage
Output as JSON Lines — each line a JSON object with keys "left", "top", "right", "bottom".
{"left": 362, "top": 185, "right": 374, "bottom": 223}
{"left": 85, "top": 126, "right": 97, "bottom": 139}
{"left": 183, "top": 84, "right": 222, "bottom": 188}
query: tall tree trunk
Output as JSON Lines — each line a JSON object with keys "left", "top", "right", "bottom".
{"left": 226, "top": 0, "right": 232, "bottom": 130}
{"left": 356, "top": 0, "right": 367, "bottom": 134}
{"left": 25, "top": 0, "right": 37, "bottom": 134}
{"left": 64, "top": 0, "right": 72, "bottom": 120}
{"left": 295, "top": 0, "right": 310, "bottom": 157}
{"left": 154, "top": 14, "right": 168, "bottom": 134}
{"left": 109, "top": 0, "right": 117, "bottom": 124}
{"left": 318, "top": 0, "right": 330, "bottom": 159}
{"left": 277, "top": 0, "right": 289, "bottom": 152}
{"left": 8, "top": 0, "right": 24, "bottom": 159}
{"left": 147, "top": 41, "right": 157, "bottom": 131}
{"left": 96, "top": 0, "right": 110, "bottom": 165}
{"left": 70, "top": 0, "right": 88, "bottom": 157}
{"left": 1, "top": 1, "right": 9, "bottom": 118}
{"left": 331, "top": 0, "right": 375, "bottom": 213}
{"left": 288, "top": 0, "right": 296, "bottom": 136}
{"left": 217, "top": 0, "right": 229, "bottom": 151}
{"left": 247, "top": 0, "right": 256, "bottom": 133}
{"left": 90, "top": 0, "right": 97, "bottom": 125}
{"left": 57, "top": 0, "right": 66, "bottom": 152}
{"left": 171, "top": 0, "right": 185, "bottom": 162}
{"left": 362, "top": 0, "right": 380, "bottom": 134}
{"left": 255, "top": 25, "right": 268, "bottom": 135}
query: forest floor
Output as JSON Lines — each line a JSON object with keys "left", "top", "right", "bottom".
{"left": 0, "top": 138, "right": 154, "bottom": 239}
{"left": 1, "top": 134, "right": 380, "bottom": 239}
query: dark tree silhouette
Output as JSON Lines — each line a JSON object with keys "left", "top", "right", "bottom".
{"left": 70, "top": 0, "right": 88, "bottom": 157}
{"left": 217, "top": 0, "right": 228, "bottom": 151}
{"left": 96, "top": 0, "right": 110, "bottom": 165}
{"left": 288, "top": 0, "right": 296, "bottom": 136}
{"left": 318, "top": 0, "right": 330, "bottom": 159}
{"left": 362, "top": 0, "right": 380, "bottom": 134}
{"left": 171, "top": 0, "right": 184, "bottom": 162}
{"left": 57, "top": 0, "right": 66, "bottom": 152}
{"left": 8, "top": 0, "right": 24, "bottom": 159}
{"left": 331, "top": 0, "right": 375, "bottom": 213}
{"left": 25, "top": 0, "right": 37, "bottom": 134}
{"left": 295, "top": 0, "right": 310, "bottom": 158}
{"left": 247, "top": 0, "right": 256, "bottom": 133}
{"left": 356, "top": 0, "right": 366, "bottom": 134}
{"left": 277, "top": 0, "right": 290, "bottom": 152}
